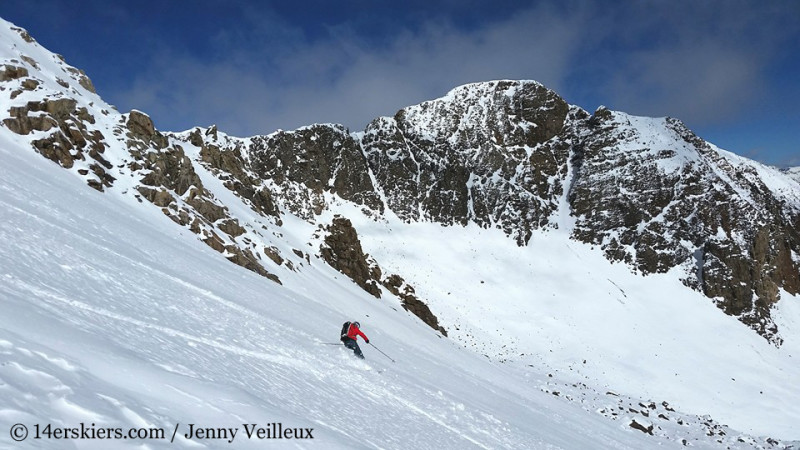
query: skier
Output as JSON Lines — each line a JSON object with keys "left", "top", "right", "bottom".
{"left": 340, "top": 321, "right": 369, "bottom": 359}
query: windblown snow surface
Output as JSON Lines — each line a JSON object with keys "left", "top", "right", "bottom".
{"left": 2, "top": 17, "right": 800, "bottom": 450}
{"left": 0, "top": 128, "right": 655, "bottom": 450}
{"left": 1, "top": 131, "right": 799, "bottom": 450}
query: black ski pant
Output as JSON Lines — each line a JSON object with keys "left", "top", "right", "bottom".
{"left": 342, "top": 338, "right": 364, "bottom": 359}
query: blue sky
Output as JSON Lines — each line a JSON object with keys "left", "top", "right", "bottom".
{"left": 1, "top": 0, "right": 798, "bottom": 166}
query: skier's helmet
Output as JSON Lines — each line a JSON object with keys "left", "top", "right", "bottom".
{"left": 353, "top": 321, "right": 360, "bottom": 328}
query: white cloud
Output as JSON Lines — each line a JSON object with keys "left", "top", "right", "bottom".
{"left": 114, "top": 4, "right": 587, "bottom": 135}
{"left": 606, "top": 43, "right": 760, "bottom": 124}
{"left": 589, "top": 1, "right": 797, "bottom": 126}
{"left": 112, "top": 1, "right": 798, "bottom": 141}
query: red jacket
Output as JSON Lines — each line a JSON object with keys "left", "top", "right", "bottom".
{"left": 347, "top": 323, "right": 369, "bottom": 342}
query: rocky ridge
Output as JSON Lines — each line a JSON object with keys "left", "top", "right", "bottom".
{"left": 173, "top": 80, "right": 800, "bottom": 344}
{"left": 568, "top": 110, "right": 800, "bottom": 343}
{"left": 2, "top": 20, "right": 799, "bottom": 343}
{"left": 0, "top": 25, "right": 285, "bottom": 285}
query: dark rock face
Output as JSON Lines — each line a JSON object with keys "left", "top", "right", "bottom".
{"left": 363, "top": 80, "right": 571, "bottom": 243}
{"left": 248, "top": 124, "right": 383, "bottom": 219}
{"left": 320, "top": 216, "right": 383, "bottom": 298}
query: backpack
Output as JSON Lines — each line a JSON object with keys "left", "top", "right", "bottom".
{"left": 340, "top": 321, "right": 351, "bottom": 341}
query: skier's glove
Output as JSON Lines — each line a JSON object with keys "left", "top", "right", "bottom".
{"left": 365, "top": 339, "right": 370, "bottom": 344}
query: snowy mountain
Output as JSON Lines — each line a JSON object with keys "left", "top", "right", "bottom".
{"left": 173, "top": 83, "right": 800, "bottom": 346}
{"left": 2, "top": 17, "right": 800, "bottom": 449}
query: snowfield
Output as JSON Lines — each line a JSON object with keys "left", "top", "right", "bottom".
{"left": 0, "top": 131, "right": 653, "bottom": 450}
{"left": 2, "top": 127, "right": 800, "bottom": 449}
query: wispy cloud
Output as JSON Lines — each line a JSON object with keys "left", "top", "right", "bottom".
{"left": 606, "top": 43, "right": 760, "bottom": 124}
{"left": 111, "top": 0, "right": 798, "bottom": 150}
{"left": 588, "top": 1, "right": 799, "bottom": 126}
{"left": 114, "top": 3, "right": 587, "bottom": 135}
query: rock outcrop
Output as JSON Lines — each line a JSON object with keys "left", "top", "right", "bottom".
{"left": 382, "top": 274, "right": 447, "bottom": 336}
{"left": 122, "top": 112, "right": 281, "bottom": 284}
{"left": 248, "top": 124, "right": 384, "bottom": 219}
{"left": 2, "top": 95, "right": 112, "bottom": 190}
{"left": 319, "top": 216, "right": 447, "bottom": 336}
{"left": 192, "top": 127, "right": 281, "bottom": 221}
{"left": 362, "top": 80, "right": 572, "bottom": 244}
{"left": 319, "top": 216, "right": 383, "bottom": 298}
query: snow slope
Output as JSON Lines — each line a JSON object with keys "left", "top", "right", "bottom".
{"left": 784, "top": 166, "right": 800, "bottom": 185}
{"left": 0, "top": 118, "right": 666, "bottom": 450}
{"left": 348, "top": 208, "right": 800, "bottom": 438}
{"left": 2, "top": 16, "right": 800, "bottom": 450}
{"left": 5, "top": 104, "right": 799, "bottom": 449}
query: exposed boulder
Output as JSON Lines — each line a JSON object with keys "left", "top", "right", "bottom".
{"left": 127, "top": 110, "right": 167, "bottom": 149}
{"left": 320, "top": 216, "right": 382, "bottom": 298}
{"left": 0, "top": 64, "right": 28, "bottom": 81}
{"left": 382, "top": 274, "right": 447, "bottom": 336}
{"left": 65, "top": 66, "right": 96, "bottom": 93}
{"left": 10, "top": 26, "right": 35, "bottom": 43}
{"left": 263, "top": 247, "right": 284, "bottom": 266}
{"left": 225, "top": 244, "right": 282, "bottom": 284}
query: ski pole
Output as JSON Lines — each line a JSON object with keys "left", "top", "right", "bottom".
{"left": 318, "top": 342, "right": 343, "bottom": 345}
{"left": 369, "top": 343, "right": 395, "bottom": 363}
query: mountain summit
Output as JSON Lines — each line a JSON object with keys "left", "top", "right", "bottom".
{"left": 2, "top": 18, "right": 800, "bottom": 446}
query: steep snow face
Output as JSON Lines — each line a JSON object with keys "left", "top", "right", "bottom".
{"left": 777, "top": 166, "right": 800, "bottom": 197}
{"left": 349, "top": 209, "right": 800, "bottom": 441}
